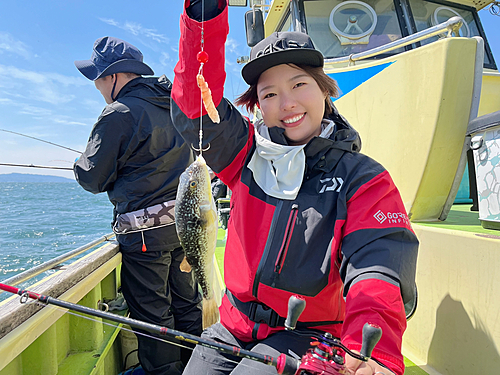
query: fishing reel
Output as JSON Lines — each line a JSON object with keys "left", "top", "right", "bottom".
{"left": 276, "top": 296, "right": 383, "bottom": 375}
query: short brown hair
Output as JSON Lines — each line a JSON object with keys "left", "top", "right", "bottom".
{"left": 235, "top": 64, "right": 339, "bottom": 117}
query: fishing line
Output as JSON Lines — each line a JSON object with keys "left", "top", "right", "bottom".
{"left": 0, "top": 128, "right": 82, "bottom": 154}
{"left": 198, "top": 0, "right": 206, "bottom": 156}
{"left": 49, "top": 160, "right": 74, "bottom": 164}
{"left": 0, "top": 162, "right": 73, "bottom": 171}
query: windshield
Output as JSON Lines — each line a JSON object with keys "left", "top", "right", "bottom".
{"left": 302, "top": 0, "right": 405, "bottom": 59}
{"left": 290, "top": 0, "right": 495, "bottom": 68}
{"left": 407, "top": 0, "right": 494, "bottom": 67}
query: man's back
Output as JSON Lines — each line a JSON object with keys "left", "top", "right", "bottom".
{"left": 75, "top": 75, "right": 194, "bottom": 215}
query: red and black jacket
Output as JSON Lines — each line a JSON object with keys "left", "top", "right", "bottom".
{"left": 171, "top": 3, "right": 418, "bottom": 374}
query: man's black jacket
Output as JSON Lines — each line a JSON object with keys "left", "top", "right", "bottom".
{"left": 74, "top": 75, "right": 194, "bottom": 252}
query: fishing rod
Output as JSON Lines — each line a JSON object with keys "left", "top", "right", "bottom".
{"left": 0, "top": 282, "right": 386, "bottom": 375}
{"left": 0, "top": 128, "right": 82, "bottom": 154}
{"left": 0, "top": 163, "right": 73, "bottom": 171}
{"left": 0, "top": 282, "right": 299, "bottom": 375}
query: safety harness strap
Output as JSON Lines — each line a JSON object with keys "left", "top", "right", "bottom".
{"left": 226, "top": 290, "right": 342, "bottom": 330}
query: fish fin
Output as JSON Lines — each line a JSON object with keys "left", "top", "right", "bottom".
{"left": 202, "top": 296, "right": 220, "bottom": 329}
{"left": 180, "top": 256, "right": 192, "bottom": 273}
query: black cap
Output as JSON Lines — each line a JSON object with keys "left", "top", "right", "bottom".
{"left": 241, "top": 31, "right": 324, "bottom": 85}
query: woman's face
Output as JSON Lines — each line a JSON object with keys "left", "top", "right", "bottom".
{"left": 256, "top": 64, "right": 325, "bottom": 146}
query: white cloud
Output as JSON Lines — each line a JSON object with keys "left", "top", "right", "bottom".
{"left": 99, "top": 18, "right": 119, "bottom": 27}
{"left": 52, "top": 117, "right": 91, "bottom": 127}
{"left": 0, "top": 64, "right": 88, "bottom": 105}
{"left": 18, "top": 105, "right": 53, "bottom": 117}
{"left": 82, "top": 98, "right": 103, "bottom": 111}
{"left": 0, "top": 32, "right": 31, "bottom": 59}
{"left": 159, "top": 52, "right": 171, "bottom": 67}
{"left": 99, "top": 18, "right": 170, "bottom": 44}
{"left": 0, "top": 97, "right": 14, "bottom": 104}
{"left": 226, "top": 37, "right": 240, "bottom": 54}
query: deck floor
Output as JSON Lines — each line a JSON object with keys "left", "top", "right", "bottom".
{"left": 414, "top": 204, "right": 500, "bottom": 236}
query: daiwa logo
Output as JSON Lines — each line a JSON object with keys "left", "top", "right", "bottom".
{"left": 319, "top": 177, "right": 344, "bottom": 193}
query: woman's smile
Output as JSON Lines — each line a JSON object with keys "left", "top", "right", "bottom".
{"left": 281, "top": 113, "right": 305, "bottom": 127}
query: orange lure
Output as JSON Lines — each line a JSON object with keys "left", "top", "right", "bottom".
{"left": 197, "top": 50, "right": 220, "bottom": 124}
{"left": 197, "top": 74, "right": 220, "bottom": 124}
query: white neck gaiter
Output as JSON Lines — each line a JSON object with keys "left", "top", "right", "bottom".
{"left": 247, "top": 119, "right": 335, "bottom": 200}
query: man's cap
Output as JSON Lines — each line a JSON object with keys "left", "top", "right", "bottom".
{"left": 75, "top": 36, "right": 154, "bottom": 81}
{"left": 241, "top": 31, "right": 324, "bottom": 86}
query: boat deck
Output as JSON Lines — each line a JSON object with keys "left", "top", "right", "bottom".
{"left": 415, "top": 203, "right": 500, "bottom": 236}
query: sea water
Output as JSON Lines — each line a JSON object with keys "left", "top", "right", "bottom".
{"left": 0, "top": 182, "right": 112, "bottom": 301}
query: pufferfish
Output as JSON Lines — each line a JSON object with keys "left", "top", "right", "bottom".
{"left": 175, "top": 155, "right": 220, "bottom": 328}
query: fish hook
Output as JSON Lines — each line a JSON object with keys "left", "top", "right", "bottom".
{"left": 191, "top": 142, "right": 211, "bottom": 153}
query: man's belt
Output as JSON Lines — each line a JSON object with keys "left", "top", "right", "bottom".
{"left": 113, "top": 200, "right": 176, "bottom": 234}
{"left": 225, "top": 290, "right": 342, "bottom": 329}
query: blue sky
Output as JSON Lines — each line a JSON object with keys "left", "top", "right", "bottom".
{"left": 0, "top": 1, "right": 498, "bottom": 179}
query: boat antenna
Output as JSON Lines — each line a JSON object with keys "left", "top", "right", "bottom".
{"left": 0, "top": 128, "right": 82, "bottom": 154}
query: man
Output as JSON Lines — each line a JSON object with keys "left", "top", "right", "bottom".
{"left": 73, "top": 36, "right": 202, "bottom": 375}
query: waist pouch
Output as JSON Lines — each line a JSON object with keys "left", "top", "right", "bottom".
{"left": 113, "top": 200, "right": 175, "bottom": 235}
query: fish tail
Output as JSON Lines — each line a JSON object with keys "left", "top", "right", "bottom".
{"left": 202, "top": 296, "right": 220, "bottom": 329}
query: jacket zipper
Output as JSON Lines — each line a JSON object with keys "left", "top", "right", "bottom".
{"left": 252, "top": 200, "right": 283, "bottom": 297}
{"left": 274, "top": 204, "right": 299, "bottom": 274}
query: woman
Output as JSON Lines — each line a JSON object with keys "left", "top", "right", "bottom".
{"left": 171, "top": 1, "right": 418, "bottom": 374}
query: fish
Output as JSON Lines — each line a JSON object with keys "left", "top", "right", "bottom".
{"left": 175, "top": 154, "right": 220, "bottom": 328}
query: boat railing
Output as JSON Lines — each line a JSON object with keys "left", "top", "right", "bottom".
{"left": 325, "top": 16, "right": 464, "bottom": 66}
{"left": 0, "top": 233, "right": 116, "bottom": 296}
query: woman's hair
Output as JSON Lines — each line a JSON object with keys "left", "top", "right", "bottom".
{"left": 235, "top": 64, "right": 339, "bottom": 117}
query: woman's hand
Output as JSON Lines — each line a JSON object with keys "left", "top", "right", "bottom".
{"left": 344, "top": 352, "right": 395, "bottom": 375}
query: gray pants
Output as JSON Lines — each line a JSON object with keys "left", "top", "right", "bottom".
{"left": 183, "top": 322, "right": 317, "bottom": 374}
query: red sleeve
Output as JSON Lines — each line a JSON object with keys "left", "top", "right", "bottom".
{"left": 342, "top": 278, "right": 406, "bottom": 375}
{"left": 339, "top": 168, "right": 418, "bottom": 375}
{"left": 172, "top": 2, "right": 229, "bottom": 119}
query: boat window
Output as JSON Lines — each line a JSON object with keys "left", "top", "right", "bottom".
{"left": 303, "top": 0, "right": 405, "bottom": 59}
{"left": 407, "top": 0, "right": 495, "bottom": 68}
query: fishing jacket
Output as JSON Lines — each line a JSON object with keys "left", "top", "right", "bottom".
{"left": 171, "top": 5, "right": 418, "bottom": 375}
{"left": 74, "top": 76, "right": 194, "bottom": 252}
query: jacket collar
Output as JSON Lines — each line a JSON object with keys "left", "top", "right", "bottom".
{"left": 304, "top": 109, "right": 361, "bottom": 173}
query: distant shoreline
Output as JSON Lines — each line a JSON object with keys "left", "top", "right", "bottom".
{"left": 0, "top": 173, "right": 75, "bottom": 183}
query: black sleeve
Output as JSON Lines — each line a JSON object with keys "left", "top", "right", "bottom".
{"left": 212, "top": 177, "right": 227, "bottom": 200}
{"left": 74, "top": 107, "right": 135, "bottom": 194}
{"left": 186, "top": 0, "right": 225, "bottom": 21}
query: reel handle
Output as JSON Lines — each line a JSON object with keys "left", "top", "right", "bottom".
{"left": 284, "top": 295, "right": 306, "bottom": 330}
{"left": 359, "top": 323, "right": 382, "bottom": 360}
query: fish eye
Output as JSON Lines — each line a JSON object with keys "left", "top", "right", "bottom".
{"left": 190, "top": 181, "right": 198, "bottom": 188}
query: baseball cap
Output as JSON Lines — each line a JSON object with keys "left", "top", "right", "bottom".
{"left": 241, "top": 31, "right": 324, "bottom": 86}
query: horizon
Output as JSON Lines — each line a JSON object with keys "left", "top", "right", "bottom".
{"left": 0, "top": 2, "right": 498, "bottom": 180}
{"left": 0, "top": 172, "right": 77, "bottom": 183}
